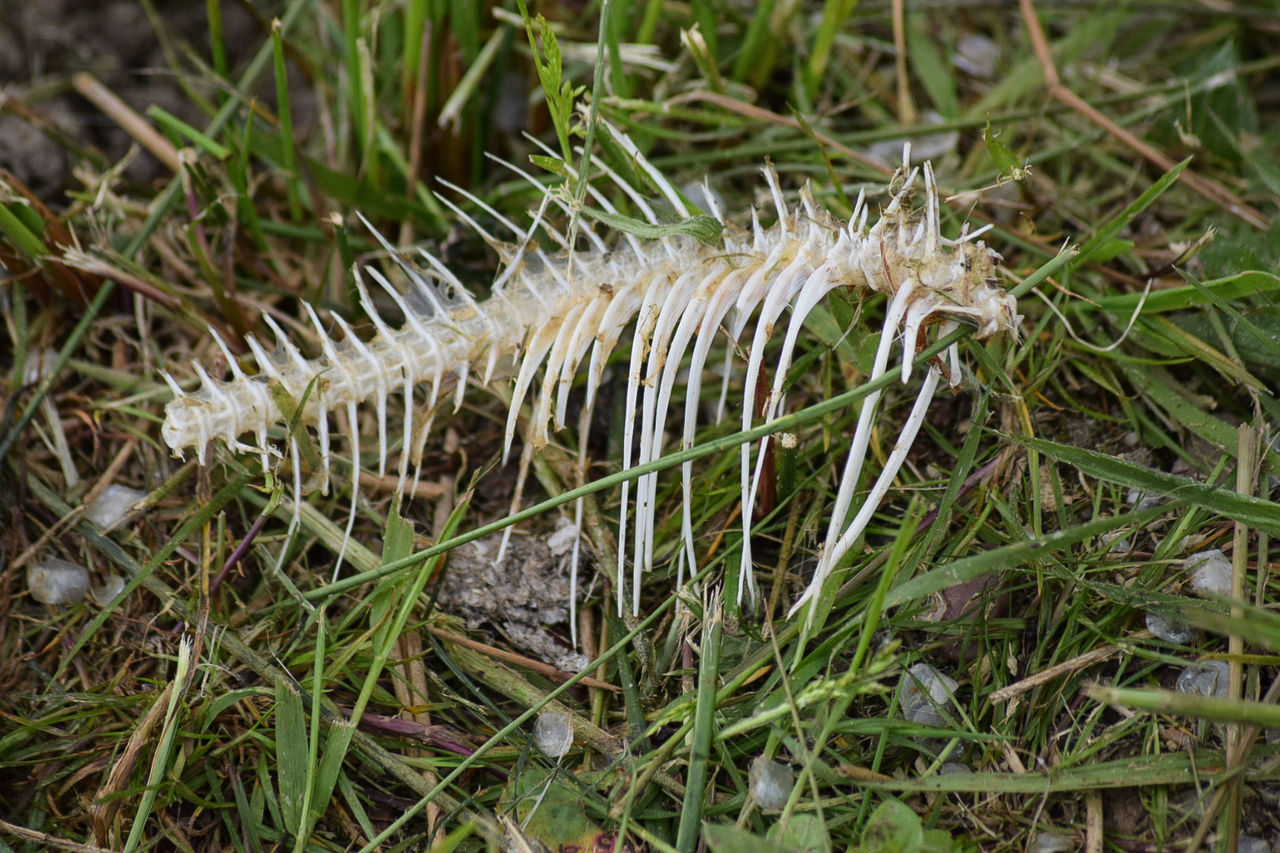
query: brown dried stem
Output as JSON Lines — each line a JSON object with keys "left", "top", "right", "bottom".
{"left": 1018, "top": 0, "right": 1269, "bottom": 230}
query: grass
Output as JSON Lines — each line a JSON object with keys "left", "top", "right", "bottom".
{"left": 2, "top": 1, "right": 1279, "bottom": 851}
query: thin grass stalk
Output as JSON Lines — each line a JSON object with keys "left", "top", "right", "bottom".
{"left": 122, "top": 638, "right": 193, "bottom": 853}
{"left": 1224, "top": 424, "right": 1258, "bottom": 848}
{"left": 206, "top": 0, "right": 227, "bottom": 79}
{"left": 400, "top": 0, "right": 428, "bottom": 118}
{"left": 341, "top": 0, "right": 371, "bottom": 181}
{"left": 805, "top": 0, "right": 859, "bottom": 100}
{"left": 676, "top": 590, "right": 722, "bottom": 851}
{"left": 271, "top": 19, "right": 303, "bottom": 221}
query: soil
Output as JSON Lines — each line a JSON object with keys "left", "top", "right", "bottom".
{"left": 0, "top": 0, "right": 264, "bottom": 198}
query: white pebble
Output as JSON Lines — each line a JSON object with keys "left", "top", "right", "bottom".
{"left": 1176, "top": 660, "right": 1230, "bottom": 699}
{"left": 533, "top": 710, "right": 573, "bottom": 758}
{"left": 1145, "top": 612, "right": 1198, "bottom": 645}
{"left": 681, "top": 180, "right": 725, "bottom": 218}
{"left": 22, "top": 349, "right": 60, "bottom": 384}
{"left": 546, "top": 518, "right": 580, "bottom": 557}
{"left": 1185, "top": 549, "right": 1232, "bottom": 598}
{"left": 1032, "top": 831, "right": 1077, "bottom": 853}
{"left": 28, "top": 557, "right": 91, "bottom": 605}
{"left": 868, "top": 111, "right": 958, "bottom": 166}
{"left": 85, "top": 484, "right": 146, "bottom": 529}
{"left": 1126, "top": 487, "right": 1163, "bottom": 510}
{"left": 900, "top": 663, "right": 959, "bottom": 727}
{"left": 953, "top": 34, "right": 1000, "bottom": 79}
{"left": 748, "top": 756, "right": 793, "bottom": 812}
{"left": 92, "top": 573, "right": 126, "bottom": 605}
{"left": 1236, "top": 836, "right": 1268, "bottom": 853}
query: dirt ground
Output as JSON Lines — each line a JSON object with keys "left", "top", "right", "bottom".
{"left": 1, "top": 0, "right": 264, "bottom": 197}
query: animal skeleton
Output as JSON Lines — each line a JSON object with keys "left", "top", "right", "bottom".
{"left": 160, "top": 122, "right": 1020, "bottom": 619}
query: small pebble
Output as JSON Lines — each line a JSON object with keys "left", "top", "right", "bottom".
{"left": 1235, "top": 836, "right": 1268, "bottom": 853}
{"left": 533, "top": 710, "right": 573, "bottom": 758}
{"left": 546, "top": 518, "right": 580, "bottom": 557}
{"left": 1146, "top": 612, "right": 1199, "bottom": 645}
{"left": 1175, "top": 660, "right": 1230, "bottom": 699}
{"left": 1185, "top": 549, "right": 1232, "bottom": 598}
{"left": 682, "top": 180, "right": 725, "bottom": 218}
{"left": 28, "top": 557, "right": 91, "bottom": 605}
{"left": 953, "top": 33, "right": 1000, "bottom": 79}
{"left": 1126, "top": 487, "right": 1163, "bottom": 511}
{"left": 23, "top": 349, "right": 60, "bottom": 384}
{"left": 868, "top": 111, "right": 958, "bottom": 165}
{"left": 85, "top": 484, "right": 146, "bottom": 529}
{"left": 900, "top": 663, "right": 959, "bottom": 728}
{"left": 1099, "top": 530, "right": 1130, "bottom": 553}
{"left": 91, "top": 573, "right": 126, "bottom": 605}
{"left": 748, "top": 756, "right": 793, "bottom": 812}
{"left": 1032, "top": 831, "right": 1076, "bottom": 853}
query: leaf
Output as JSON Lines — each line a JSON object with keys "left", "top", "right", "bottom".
{"left": 705, "top": 823, "right": 782, "bottom": 853}
{"left": 982, "top": 121, "right": 1025, "bottom": 182}
{"left": 768, "top": 814, "right": 833, "bottom": 853}
{"left": 0, "top": 201, "right": 48, "bottom": 259}
{"left": 1003, "top": 433, "right": 1280, "bottom": 538}
{"left": 514, "top": 1, "right": 581, "bottom": 162}
{"left": 274, "top": 678, "right": 308, "bottom": 835}
{"left": 1095, "top": 270, "right": 1280, "bottom": 314}
{"left": 855, "top": 799, "right": 923, "bottom": 852}
{"left": 907, "top": 13, "right": 957, "bottom": 118}
{"left": 1088, "top": 685, "right": 1280, "bottom": 729}
{"left": 308, "top": 720, "right": 355, "bottom": 828}
{"left": 502, "top": 766, "right": 599, "bottom": 850}
{"left": 1085, "top": 238, "right": 1133, "bottom": 264}
{"left": 580, "top": 206, "right": 724, "bottom": 246}
{"left": 1074, "top": 158, "right": 1190, "bottom": 268}
{"left": 529, "top": 153, "right": 572, "bottom": 181}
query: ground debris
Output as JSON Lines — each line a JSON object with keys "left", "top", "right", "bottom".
{"left": 436, "top": 531, "right": 587, "bottom": 673}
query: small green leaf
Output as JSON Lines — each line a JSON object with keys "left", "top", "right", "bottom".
{"left": 580, "top": 206, "right": 723, "bottom": 246}
{"left": 148, "top": 105, "right": 232, "bottom": 159}
{"left": 856, "top": 799, "right": 923, "bottom": 852}
{"left": 529, "top": 154, "right": 572, "bottom": 181}
{"left": 907, "top": 13, "right": 957, "bottom": 118}
{"left": 705, "top": 823, "right": 781, "bottom": 853}
{"left": 1086, "top": 238, "right": 1133, "bottom": 264}
{"left": 983, "top": 121, "right": 1024, "bottom": 182}
{"left": 503, "top": 766, "right": 600, "bottom": 849}
{"left": 0, "top": 201, "right": 48, "bottom": 260}
{"left": 309, "top": 720, "right": 355, "bottom": 826}
{"left": 769, "top": 814, "right": 833, "bottom": 853}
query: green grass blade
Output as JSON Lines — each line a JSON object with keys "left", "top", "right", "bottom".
{"left": 274, "top": 677, "right": 309, "bottom": 837}
{"left": 1073, "top": 158, "right": 1191, "bottom": 268}
{"left": 676, "top": 593, "right": 723, "bottom": 851}
{"left": 1004, "top": 433, "right": 1280, "bottom": 538}
{"left": 1089, "top": 685, "right": 1280, "bottom": 729}
{"left": 123, "top": 639, "right": 194, "bottom": 853}
{"left": 1095, "top": 270, "right": 1280, "bottom": 314}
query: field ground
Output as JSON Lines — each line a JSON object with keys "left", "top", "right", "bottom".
{"left": 2, "top": 2, "right": 1280, "bottom": 851}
